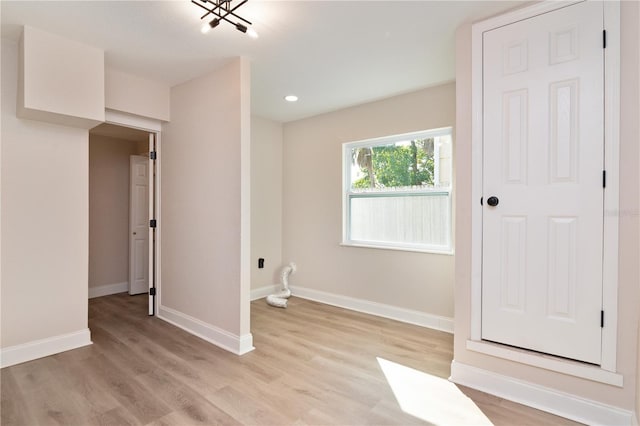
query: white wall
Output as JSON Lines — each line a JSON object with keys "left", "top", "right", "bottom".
{"left": 88, "top": 134, "right": 147, "bottom": 293}
{"left": 0, "top": 28, "right": 167, "bottom": 365}
{"left": 1, "top": 24, "right": 234, "bottom": 363}
{"left": 160, "top": 58, "right": 252, "bottom": 354}
{"left": 18, "top": 26, "right": 104, "bottom": 129}
{"left": 1, "top": 39, "right": 90, "bottom": 348}
{"left": 105, "top": 68, "right": 170, "bottom": 122}
{"left": 282, "top": 83, "right": 455, "bottom": 320}
{"left": 453, "top": 0, "right": 639, "bottom": 413}
{"left": 250, "top": 116, "right": 283, "bottom": 290}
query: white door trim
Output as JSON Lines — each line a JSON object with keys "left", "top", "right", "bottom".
{"left": 148, "top": 133, "right": 155, "bottom": 315}
{"left": 105, "top": 108, "right": 162, "bottom": 132}
{"left": 104, "top": 110, "right": 162, "bottom": 317}
{"left": 470, "top": 0, "right": 620, "bottom": 371}
{"left": 154, "top": 132, "right": 161, "bottom": 318}
{"left": 600, "top": 0, "right": 620, "bottom": 372}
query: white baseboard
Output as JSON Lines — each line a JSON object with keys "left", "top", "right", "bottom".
{"left": 157, "top": 305, "right": 254, "bottom": 355}
{"left": 450, "top": 361, "right": 634, "bottom": 426}
{"left": 88, "top": 282, "right": 128, "bottom": 299}
{"left": 289, "top": 285, "right": 454, "bottom": 334}
{"left": 1, "top": 328, "right": 92, "bottom": 368}
{"left": 250, "top": 284, "right": 281, "bottom": 301}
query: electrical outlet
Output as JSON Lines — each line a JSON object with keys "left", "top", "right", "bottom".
{"left": 258, "top": 258, "right": 264, "bottom": 269}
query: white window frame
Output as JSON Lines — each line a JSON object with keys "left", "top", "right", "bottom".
{"left": 342, "top": 127, "right": 454, "bottom": 255}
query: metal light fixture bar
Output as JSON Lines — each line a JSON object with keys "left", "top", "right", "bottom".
{"left": 191, "top": 0, "right": 253, "bottom": 33}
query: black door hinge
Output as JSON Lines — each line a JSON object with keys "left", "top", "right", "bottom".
{"left": 150, "top": 151, "right": 157, "bottom": 160}
{"left": 601, "top": 310, "right": 604, "bottom": 328}
{"left": 150, "top": 219, "right": 157, "bottom": 228}
{"left": 603, "top": 170, "right": 606, "bottom": 188}
{"left": 149, "top": 288, "right": 156, "bottom": 296}
{"left": 603, "top": 30, "right": 607, "bottom": 49}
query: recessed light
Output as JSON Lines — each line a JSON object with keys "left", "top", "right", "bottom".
{"left": 284, "top": 95, "right": 298, "bottom": 102}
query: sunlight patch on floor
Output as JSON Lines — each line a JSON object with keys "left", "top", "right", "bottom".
{"left": 377, "top": 357, "right": 493, "bottom": 425}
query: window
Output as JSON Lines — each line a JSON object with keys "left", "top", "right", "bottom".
{"left": 342, "top": 128, "right": 453, "bottom": 253}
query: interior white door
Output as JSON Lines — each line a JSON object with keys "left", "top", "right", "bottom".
{"left": 481, "top": 1, "right": 604, "bottom": 364}
{"left": 129, "top": 155, "right": 149, "bottom": 295}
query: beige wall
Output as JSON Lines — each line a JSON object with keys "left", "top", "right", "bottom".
{"left": 250, "top": 116, "right": 283, "bottom": 289}
{"left": 105, "top": 68, "right": 170, "bottom": 122}
{"left": 453, "top": 1, "right": 640, "bottom": 411}
{"left": 161, "top": 58, "right": 251, "bottom": 338}
{"left": 1, "top": 39, "right": 89, "bottom": 347}
{"left": 18, "top": 26, "right": 104, "bottom": 129}
{"left": 282, "top": 83, "right": 455, "bottom": 318}
{"left": 88, "top": 134, "right": 147, "bottom": 289}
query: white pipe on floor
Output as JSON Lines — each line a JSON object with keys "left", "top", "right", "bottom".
{"left": 265, "top": 294, "right": 288, "bottom": 308}
{"left": 266, "top": 262, "right": 296, "bottom": 308}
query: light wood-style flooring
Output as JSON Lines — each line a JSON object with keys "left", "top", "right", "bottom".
{"left": 1, "top": 294, "right": 581, "bottom": 425}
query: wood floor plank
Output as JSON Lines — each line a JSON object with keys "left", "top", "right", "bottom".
{"left": 0, "top": 293, "right": 583, "bottom": 426}
{"left": 206, "top": 385, "right": 293, "bottom": 425}
{"left": 88, "top": 406, "right": 141, "bottom": 426}
{"left": 134, "top": 366, "right": 234, "bottom": 423}
{"left": 88, "top": 324, "right": 156, "bottom": 377}
{"left": 146, "top": 401, "right": 242, "bottom": 426}
{"left": 77, "top": 353, "right": 172, "bottom": 424}
{"left": 1, "top": 369, "right": 36, "bottom": 426}
{"left": 94, "top": 321, "right": 222, "bottom": 396}
{"left": 369, "top": 399, "right": 436, "bottom": 426}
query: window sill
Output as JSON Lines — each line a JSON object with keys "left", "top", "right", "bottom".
{"left": 466, "top": 340, "right": 623, "bottom": 387}
{"left": 340, "top": 242, "right": 454, "bottom": 256}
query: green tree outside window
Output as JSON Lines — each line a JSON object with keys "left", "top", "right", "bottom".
{"left": 352, "top": 138, "right": 435, "bottom": 189}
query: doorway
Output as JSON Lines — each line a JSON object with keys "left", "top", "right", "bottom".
{"left": 480, "top": 1, "right": 605, "bottom": 364}
{"left": 469, "top": 0, "right": 621, "bottom": 373}
{"left": 88, "top": 123, "right": 156, "bottom": 315}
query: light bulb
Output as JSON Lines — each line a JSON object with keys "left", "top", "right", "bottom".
{"left": 201, "top": 22, "right": 210, "bottom": 34}
{"left": 247, "top": 28, "right": 259, "bottom": 39}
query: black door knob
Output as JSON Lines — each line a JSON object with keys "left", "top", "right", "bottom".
{"left": 487, "top": 196, "right": 499, "bottom": 207}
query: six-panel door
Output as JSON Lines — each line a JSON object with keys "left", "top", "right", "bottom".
{"left": 481, "top": 1, "right": 605, "bottom": 364}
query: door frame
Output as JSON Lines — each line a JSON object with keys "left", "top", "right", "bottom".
{"left": 105, "top": 109, "right": 162, "bottom": 317}
{"left": 469, "top": 0, "right": 621, "bottom": 381}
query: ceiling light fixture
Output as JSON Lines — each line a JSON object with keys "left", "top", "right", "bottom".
{"left": 284, "top": 95, "right": 298, "bottom": 102}
{"left": 192, "top": 0, "right": 256, "bottom": 36}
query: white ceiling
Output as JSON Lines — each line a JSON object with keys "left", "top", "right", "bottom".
{"left": 1, "top": 1, "right": 519, "bottom": 123}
